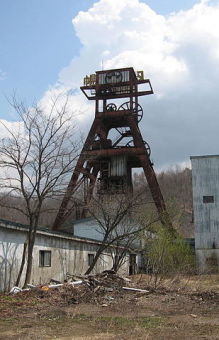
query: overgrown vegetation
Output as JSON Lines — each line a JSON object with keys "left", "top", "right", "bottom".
{"left": 143, "top": 227, "right": 195, "bottom": 288}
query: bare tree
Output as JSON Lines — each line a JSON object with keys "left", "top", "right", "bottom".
{"left": 109, "top": 230, "right": 139, "bottom": 273}
{"left": 0, "top": 94, "right": 81, "bottom": 287}
{"left": 85, "top": 192, "right": 158, "bottom": 275}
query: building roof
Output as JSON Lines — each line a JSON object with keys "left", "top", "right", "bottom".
{"left": 190, "top": 154, "right": 219, "bottom": 160}
{"left": 0, "top": 218, "right": 131, "bottom": 250}
{"left": 73, "top": 217, "right": 95, "bottom": 225}
{"left": 0, "top": 218, "right": 106, "bottom": 246}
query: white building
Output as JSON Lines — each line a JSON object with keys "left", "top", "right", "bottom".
{"left": 191, "top": 155, "right": 219, "bottom": 272}
{"left": 0, "top": 219, "right": 131, "bottom": 292}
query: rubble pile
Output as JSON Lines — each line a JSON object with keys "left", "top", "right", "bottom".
{"left": 10, "top": 271, "right": 149, "bottom": 307}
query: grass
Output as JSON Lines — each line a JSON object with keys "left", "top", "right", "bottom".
{"left": 72, "top": 314, "right": 164, "bottom": 331}
{"left": 0, "top": 274, "right": 219, "bottom": 339}
{"left": 0, "top": 294, "right": 38, "bottom": 305}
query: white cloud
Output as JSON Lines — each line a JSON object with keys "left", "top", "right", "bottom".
{"left": 39, "top": 85, "right": 93, "bottom": 123}
{"left": 70, "top": 0, "right": 190, "bottom": 94}
{"left": 0, "top": 120, "right": 23, "bottom": 139}
{"left": 7, "top": 0, "right": 219, "bottom": 169}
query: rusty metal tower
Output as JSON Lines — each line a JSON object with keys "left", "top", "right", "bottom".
{"left": 53, "top": 67, "right": 173, "bottom": 232}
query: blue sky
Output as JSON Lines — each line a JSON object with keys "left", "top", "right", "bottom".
{"left": 0, "top": 0, "right": 90, "bottom": 115}
{"left": 0, "top": 0, "right": 198, "bottom": 117}
{"left": 1, "top": 0, "right": 219, "bottom": 169}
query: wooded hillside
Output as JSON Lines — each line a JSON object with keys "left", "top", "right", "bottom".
{"left": 133, "top": 167, "right": 193, "bottom": 237}
{"left": 0, "top": 167, "right": 193, "bottom": 236}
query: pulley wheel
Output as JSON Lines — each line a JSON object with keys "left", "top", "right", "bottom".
{"left": 126, "top": 139, "right": 151, "bottom": 156}
{"left": 118, "top": 101, "right": 143, "bottom": 123}
{"left": 106, "top": 103, "right": 117, "bottom": 111}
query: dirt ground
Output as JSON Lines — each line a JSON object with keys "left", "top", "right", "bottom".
{"left": 0, "top": 274, "right": 219, "bottom": 340}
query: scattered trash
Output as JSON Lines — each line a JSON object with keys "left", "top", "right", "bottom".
{"left": 45, "top": 280, "right": 83, "bottom": 290}
{"left": 27, "top": 284, "right": 36, "bottom": 288}
{"left": 122, "top": 287, "right": 149, "bottom": 293}
{"left": 104, "top": 287, "right": 114, "bottom": 292}
{"left": 105, "top": 296, "right": 114, "bottom": 301}
{"left": 9, "top": 271, "right": 151, "bottom": 305}
{"left": 10, "top": 286, "right": 22, "bottom": 294}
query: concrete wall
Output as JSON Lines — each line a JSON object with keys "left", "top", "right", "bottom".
{"left": 73, "top": 218, "right": 103, "bottom": 241}
{"left": 73, "top": 218, "right": 142, "bottom": 249}
{"left": 0, "top": 220, "right": 130, "bottom": 292}
{"left": 191, "top": 155, "right": 219, "bottom": 271}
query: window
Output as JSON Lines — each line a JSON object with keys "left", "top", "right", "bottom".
{"left": 203, "top": 195, "right": 214, "bottom": 203}
{"left": 129, "top": 254, "right": 137, "bottom": 275}
{"left": 130, "top": 254, "right": 137, "bottom": 265}
{"left": 39, "top": 250, "right": 51, "bottom": 267}
{"left": 88, "top": 253, "right": 95, "bottom": 266}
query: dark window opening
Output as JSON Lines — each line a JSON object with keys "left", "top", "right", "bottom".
{"left": 88, "top": 253, "right": 95, "bottom": 266}
{"left": 203, "top": 195, "right": 214, "bottom": 203}
{"left": 129, "top": 254, "right": 137, "bottom": 275}
{"left": 39, "top": 250, "right": 51, "bottom": 267}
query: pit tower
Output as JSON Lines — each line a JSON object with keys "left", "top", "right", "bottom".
{"left": 53, "top": 67, "right": 173, "bottom": 232}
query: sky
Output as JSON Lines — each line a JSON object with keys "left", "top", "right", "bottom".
{"left": 0, "top": 0, "right": 219, "bottom": 170}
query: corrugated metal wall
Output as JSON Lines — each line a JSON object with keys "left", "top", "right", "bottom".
{"left": 191, "top": 155, "right": 219, "bottom": 250}
{"left": 191, "top": 155, "right": 219, "bottom": 271}
{"left": 110, "top": 155, "right": 127, "bottom": 177}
